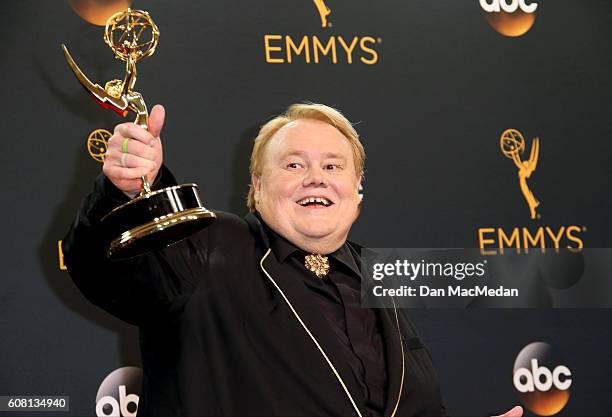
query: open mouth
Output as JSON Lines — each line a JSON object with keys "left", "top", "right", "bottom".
{"left": 296, "top": 197, "right": 334, "bottom": 208}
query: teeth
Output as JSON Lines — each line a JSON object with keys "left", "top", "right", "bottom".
{"left": 297, "top": 197, "right": 331, "bottom": 206}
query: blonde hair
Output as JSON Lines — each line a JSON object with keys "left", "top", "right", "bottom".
{"left": 247, "top": 103, "right": 365, "bottom": 211}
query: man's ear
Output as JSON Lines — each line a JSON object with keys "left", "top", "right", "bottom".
{"left": 251, "top": 173, "right": 261, "bottom": 200}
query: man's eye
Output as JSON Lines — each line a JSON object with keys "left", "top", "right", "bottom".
{"left": 287, "top": 163, "right": 301, "bottom": 169}
{"left": 325, "top": 164, "right": 339, "bottom": 170}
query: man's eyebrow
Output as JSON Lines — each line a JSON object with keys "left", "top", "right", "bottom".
{"left": 281, "top": 151, "right": 346, "bottom": 160}
{"left": 282, "top": 151, "right": 307, "bottom": 159}
{"left": 320, "top": 152, "right": 346, "bottom": 160}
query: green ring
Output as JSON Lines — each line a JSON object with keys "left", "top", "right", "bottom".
{"left": 122, "top": 138, "right": 130, "bottom": 154}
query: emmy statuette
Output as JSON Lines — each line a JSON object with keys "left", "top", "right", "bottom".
{"left": 62, "top": 9, "right": 215, "bottom": 259}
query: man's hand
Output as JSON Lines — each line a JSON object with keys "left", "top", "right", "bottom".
{"left": 103, "top": 104, "right": 165, "bottom": 195}
{"left": 492, "top": 405, "right": 523, "bottom": 417}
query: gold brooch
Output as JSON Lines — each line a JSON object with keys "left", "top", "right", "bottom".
{"left": 304, "top": 254, "right": 330, "bottom": 278}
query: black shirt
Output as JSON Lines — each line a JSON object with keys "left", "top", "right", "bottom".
{"left": 264, "top": 220, "right": 388, "bottom": 417}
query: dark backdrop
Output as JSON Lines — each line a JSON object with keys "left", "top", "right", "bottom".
{"left": 0, "top": 1, "right": 610, "bottom": 416}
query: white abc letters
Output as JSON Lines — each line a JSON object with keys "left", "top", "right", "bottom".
{"left": 96, "top": 396, "right": 119, "bottom": 417}
{"left": 513, "top": 359, "right": 572, "bottom": 393}
{"left": 532, "top": 359, "right": 553, "bottom": 391}
{"left": 552, "top": 365, "right": 572, "bottom": 390}
{"left": 119, "top": 386, "right": 139, "bottom": 417}
{"left": 95, "top": 385, "right": 139, "bottom": 417}
{"left": 479, "top": 0, "right": 538, "bottom": 13}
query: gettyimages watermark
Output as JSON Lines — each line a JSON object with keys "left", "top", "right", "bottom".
{"left": 360, "top": 248, "right": 612, "bottom": 308}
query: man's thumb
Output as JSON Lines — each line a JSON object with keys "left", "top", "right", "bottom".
{"left": 148, "top": 104, "right": 166, "bottom": 138}
{"left": 498, "top": 405, "right": 523, "bottom": 417}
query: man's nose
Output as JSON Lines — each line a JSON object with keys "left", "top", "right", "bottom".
{"left": 302, "top": 165, "right": 327, "bottom": 187}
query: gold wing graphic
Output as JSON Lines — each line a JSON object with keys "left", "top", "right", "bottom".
{"left": 61, "top": 44, "right": 129, "bottom": 116}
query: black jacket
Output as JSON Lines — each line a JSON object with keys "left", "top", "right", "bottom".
{"left": 63, "top": 168, "right": 447, "bottom": 417}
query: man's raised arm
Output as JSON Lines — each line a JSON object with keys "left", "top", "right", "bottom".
{"left": 62, "top": 104, "right": 206, "bottom": 324}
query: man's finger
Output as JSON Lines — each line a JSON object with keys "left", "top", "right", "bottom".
{"left": 116, "top": 180, "right": 146, "bottom": 196}
{"left": 103, "top": 164, "right": 150, "bottom": 181}
{"left": 115, "top": 123, "right": 156, "bottom": 146}
{"left": 108, "top": 151, "right": 157, "bottom": 170}
{"left": 148, "top": 104, "right": 165, "bottom": 139}
{"left": 492, "top": 405, "right": 523, "bottom": 417}
{"left": 108, "top": 138, "right": 156, "bottom": 161}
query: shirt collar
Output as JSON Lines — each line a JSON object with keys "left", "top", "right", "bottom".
{"left": 257, "top": 212, "right": 361, "bottom": 278}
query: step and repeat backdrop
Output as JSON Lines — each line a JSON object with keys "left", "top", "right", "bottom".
{"left": 1, "top": 0, "right": 611, "bottom": 416}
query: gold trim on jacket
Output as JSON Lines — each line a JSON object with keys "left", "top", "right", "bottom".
{"left": 259, "top": 248, "right": 405, "bottom": 417}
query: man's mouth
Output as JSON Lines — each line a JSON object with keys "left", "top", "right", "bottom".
{"left": 296, "top": 197, "right": 334, "bottom": 207}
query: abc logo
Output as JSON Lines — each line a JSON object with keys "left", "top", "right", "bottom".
{"left": 514, "top": 359, "right": 571, "bottom": 394}
{"left": 513, "top": 342, "right": 571, "bottom": 416}
{"left": 479, "top": 0, "right": 538, "bottom": 37}
{"left": 95, "top": 367, "right": 142, "bottom": 417}
{"left": 480, "top": 0, "right": 537, "bottom": 13}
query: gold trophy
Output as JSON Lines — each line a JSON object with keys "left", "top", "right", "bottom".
{"left": 62, "top": 9, "right": 215, "bottom": 259}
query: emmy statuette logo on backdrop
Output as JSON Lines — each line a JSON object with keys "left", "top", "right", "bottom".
{"left": 313, "top": 0, "right": 332, "bottom": 27}
{"left": 500, "top": 129, "right": 540, "bottom": 219}
{"left": 87, "top": 129, "right": 112, "bottom": 163}
{"left": 264, "top": 0, "right": 381, "bottom": 64}
{"left": 477, "top": 129, "right": 585, "bottom": 255}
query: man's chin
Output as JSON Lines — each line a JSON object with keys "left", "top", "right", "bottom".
{"left": 297, "top": 226, "right": 338, "bottom": 241}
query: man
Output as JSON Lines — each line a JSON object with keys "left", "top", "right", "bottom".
{"left": 64, "top": 103, "right": 522, "bottom": 417}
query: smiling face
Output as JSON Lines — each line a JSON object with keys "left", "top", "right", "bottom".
{"left": 252, "top": 119, "right": 362, "bottom": 254}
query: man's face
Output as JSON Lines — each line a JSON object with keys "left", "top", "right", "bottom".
{"left": 252, "top": 119, "right": 361, "bottom": 253}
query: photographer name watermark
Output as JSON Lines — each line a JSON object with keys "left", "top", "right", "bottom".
{"left": 366, "top": 251, "right": 517, "bottom": 301}
{"left": 361, "top": 248, "right": 608, "bottom": 308}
